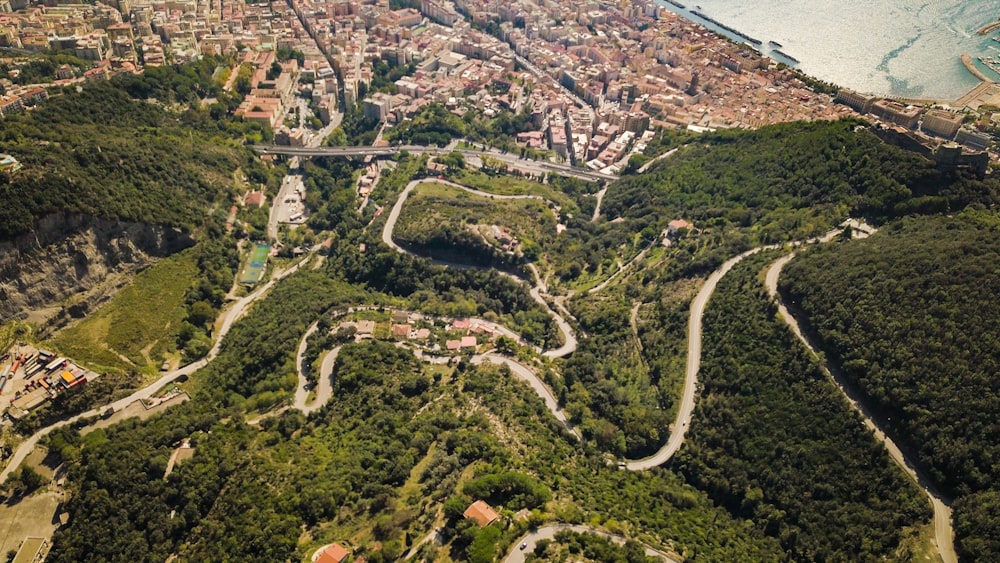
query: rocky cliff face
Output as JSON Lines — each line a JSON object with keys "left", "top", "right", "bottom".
{"left": 0, "top": 213, "right": 194, "bottom": 330}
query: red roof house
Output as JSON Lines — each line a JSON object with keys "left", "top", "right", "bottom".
{"left": 315, "top": 543, "right": 350, "bottom": 563}
{"left": 245, "top": 191, "right": 265, "bottom": 207}
{"left": 464, "top": 500, "right": 499, "bottom": 527}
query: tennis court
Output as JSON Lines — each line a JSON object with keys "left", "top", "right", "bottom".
{"left": 240, "top": 243, "right": 271, "bottom": 285}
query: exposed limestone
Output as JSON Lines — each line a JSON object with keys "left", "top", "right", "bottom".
{"left": 0, "top": 213, "right": 193, "bottom": 331}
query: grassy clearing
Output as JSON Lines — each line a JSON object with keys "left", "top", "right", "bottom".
{"left": 47, "top": 250, "right": 198, "bottom": 374}
{"left": 452, "top": 170, "right": 578, "bottom": 214}
{"left": 398, "top": 183, "right": 557, "bottom": 249}
{"left": 894, "top": 523, "right": 943, "bottom": 563}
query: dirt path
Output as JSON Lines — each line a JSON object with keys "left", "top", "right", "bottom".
{"left": 630, "top": 301, "right": 643, "bottom": 352}
{"left": 586, "top": 241, "right": 654, "bottom": 295}
{"left": 503, "top": 523, "right": 682, "bottom": 563}
{"left": 591, "top": 185, "right": 608, "bottom": 222}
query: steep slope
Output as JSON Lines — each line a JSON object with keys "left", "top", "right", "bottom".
{"left": 779, "top": 213, "right": 1000, "bottom": 559}
{"left": 0, "top": 81, "right": 249, "bottom": 323}
{"left": 672, "top": 252, "right": 930, "bottom": 561}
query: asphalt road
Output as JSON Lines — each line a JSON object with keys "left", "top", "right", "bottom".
{"left": 382, "top": 179, "right": 578, "bottom": 358}
{"left": 291, "top": 316, "right": 339, "bottom": 416}
{"left": 473, "top": 353, "right": 581, "bottom": 440}
{"left": 625, "top": 245, "right": 769, "bottom": 470}
{"left": 253, "top": 145, "right": 615, "bottom": 182}
{"left": 765, "top": 252, "right": 956, "bottom": 563}
{"left": 383, "top": 175, "right": 756, "bottom": 472}
{"left": 0, "top": 252, "right": 313, "bottom": 485}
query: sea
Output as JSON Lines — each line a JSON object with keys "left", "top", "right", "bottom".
{"left": 656, "top": 0, "right": 1000, "bottom": 101}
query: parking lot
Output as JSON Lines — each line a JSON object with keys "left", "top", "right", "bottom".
{"left": 267, "top": 173, "right": 308, "bottom": 242}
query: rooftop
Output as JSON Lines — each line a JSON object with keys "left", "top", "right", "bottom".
{"left": 463, "top": 500, "right": 499, "bottom": 527}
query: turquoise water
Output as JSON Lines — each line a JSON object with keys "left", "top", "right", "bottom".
{"left": 657, "top": 1, "right": 1000, "bottom": 100}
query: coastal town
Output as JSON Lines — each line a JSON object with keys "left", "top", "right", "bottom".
{"left": 0, "top": 0, "right": 1000, "bottom": 563}
{"left": 0, "top": 0, "right": 997, "bottom": 174}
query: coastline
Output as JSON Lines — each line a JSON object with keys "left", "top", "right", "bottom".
{"left": 656, "top": 0, "right": 996, "bottom": 108}
{"left": 960, "top": 53, "right": 993, "bottom": 83}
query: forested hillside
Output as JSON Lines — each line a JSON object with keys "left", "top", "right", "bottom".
{"left": 14, "top": 63, "right": 1000, "bottom": 563}
{"left": 673, "top": 252, "right": 930, "bottom": 561}
{"left": 779, "top": 213, "right": 1000, "bottom": 559}
{"left": 0, "top": 81, "right": 254, "bottom": 240}
{"left": 45, "top": 256, "right": 786, "bottom": 562}
{"left": 605, "top": 120, "right": 997, "bottom": 248}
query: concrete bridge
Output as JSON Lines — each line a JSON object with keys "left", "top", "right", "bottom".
{"left": 250, "top": 144, "right": 619, "bottom": 182}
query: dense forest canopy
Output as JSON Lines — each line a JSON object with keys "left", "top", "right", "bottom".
{"left": 0, "top": 83, "right": 253, "bottom": 241}
{"left": 44, "top": 256, "right": 785, "bottom": 562}
{"left": 0, "top": 55, "right": 280, "bottom": 241}
{"left": 605, "top": 120, "right": 998, "bottom": 245}
{"left": 673, "top": 252, "right": 930, "bottom": 561}
{"left": 779, "top": 213, "right": 1000, "bottom": 560}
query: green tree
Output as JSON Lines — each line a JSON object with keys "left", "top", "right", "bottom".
{"left": 15, "top": 466, "right": 46, "bottom": 494}
{"left": 467, "top": 526, "right": 501, "bottom": 563}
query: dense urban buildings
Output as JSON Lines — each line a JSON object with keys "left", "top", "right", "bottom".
{"left": 0, "top": 0, "right": 995, "bottom": 165}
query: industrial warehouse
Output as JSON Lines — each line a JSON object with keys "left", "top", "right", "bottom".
{"left": 0, "top": 345, "right": 98, "bottom": 421}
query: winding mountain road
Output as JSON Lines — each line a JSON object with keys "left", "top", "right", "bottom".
{"left": 765, "top": 252, "right": 956, "bottom": 563}
{"left": 0, "top": 253, "right": 314, "bottom": 484}
{"left": 625, "top": 245, "right": 774, "bottom": 470}
{"left": 382, "top": 178, "right": 545, "bottom": 250}
{"left": 298, "top": 210, "right": 892, "bottom": 559}
{"left": 384, "top": 179, "right": 578, "bottom": 357}
{"left": 473, "top": 353, "right": 580, "bottom": 440}
{"left": 294, "top": 320, "right": 319, "bottom": 408}
{"left": 380, "top": 176, "right": 782, "bottom": 471}
{"left": 293, "top": 321, "right": 339, "bottom": 415}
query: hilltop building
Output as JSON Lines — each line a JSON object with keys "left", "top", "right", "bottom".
{"left": 464, "top": 500, "right": 499, "bottom": 527}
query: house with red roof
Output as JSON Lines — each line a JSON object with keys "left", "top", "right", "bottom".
{"left": 314, "top": 543, "right": 349, "bottom": 563}
{"left": 464, "top": 500, "right": 499, "bottom": 527}
{"left": 392, "top": 324, "right": 411, "bottom": 340}
{"left": 245, "top": 191, "right": 265, "bottom": 208}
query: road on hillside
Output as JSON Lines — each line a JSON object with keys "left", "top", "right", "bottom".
{"left": 636, "top": 147, "right": 679, "bottom": 174}
{"left": 385, "top": 192, "right": 884, "bottom": 479}
{"left": 625, "top": 245, "right": 769, "bottom": 470}
{"left": 383, "top": 179, "right": 578, "bottom": 357}
{"left": 503, "top": 524, "right": 682, "bottom": 563}
{"left": 292, "top": 316, "right": 341, "bottom": 416}
{"left": 591, "top": 185, "right": 608, "bottom": 222}
{"left": 586, "top": 241, "right": 655, "bottom": 295}
{"left": 299, "top": 188, "right": 892, "bottom": 560}
{"left": 765, "top": 252, "right": 956, "bottom": 563}
{"left": 0, "top": 253, "right": 314, "bottom": 485}
{"left": 625, "top": 219, "right": 878, "bottom": 470}
{"left": 473, "top": 353, "right": 580, "bottom": 440}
